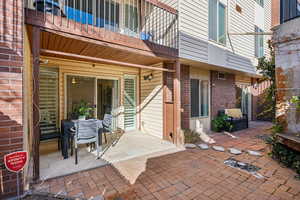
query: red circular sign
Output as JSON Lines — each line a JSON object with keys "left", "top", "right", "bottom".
{"left": 4, "top": 151, "right": 28, "bottom": 173}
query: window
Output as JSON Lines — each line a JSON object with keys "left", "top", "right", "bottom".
{"left": 191, "top": 79, "right": 209, "bottom": 117}
{"left": 255, "top": 26, "right": 264, "bottom": 58}
{"left": 255, "top": 0, "right": 264, "bottom": 7}
{"left": 124, "top": 3, "right": 139, "bottom": 33}
{"left": 209, "top": 0, "right": 226, "bottom": 45}
{"left": 280, "top": 0, "right": 300, "bottom": 23}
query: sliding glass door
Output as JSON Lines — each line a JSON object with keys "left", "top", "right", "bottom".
{"left": 66, "top": 75, "right": 96, "bottom": 119}
{"left": 66, "top": 75, "right": 120, "bottom": 131}
{"left": 97, "top": 79, "right": 119, "bottom": 131}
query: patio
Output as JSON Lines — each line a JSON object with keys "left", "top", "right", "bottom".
{"left": 33, "top": 122, "right": 300, "bottom": 200}
{"left": 39, "top": 131, "right": 181, "bottom": 180}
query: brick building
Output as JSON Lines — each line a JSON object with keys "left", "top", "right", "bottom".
{"left": 272, "top": 0, "right": 300, "bottom": 134}
{"left": 0, "top": 0, "right": 273, "bottom": 198}
{"left": 0, "top": 0, "right": 25, "bottom": 198}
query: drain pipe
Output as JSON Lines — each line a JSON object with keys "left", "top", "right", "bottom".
{"left": 227, "top": 0, "right": 235, "bottom": 53}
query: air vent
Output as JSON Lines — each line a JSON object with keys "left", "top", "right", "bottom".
{"left": 218, "top": 72, "right": 226, "bottom": 80}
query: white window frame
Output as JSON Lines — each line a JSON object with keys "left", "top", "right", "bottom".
{"left": 255, "top": 26, "right": 264, "bottom": 58}
{"left": 190, "top": 79, "right": 209, "bottom": 118}
{"left": 209, "top": 0, "right": 227, "bottom": 45}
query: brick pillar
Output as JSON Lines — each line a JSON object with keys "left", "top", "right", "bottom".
{"left": 0, "top": 0, "right": 24, "bottom": 198}
{"left": 273, "top": 19, "right": 300, "bottom": 134}
{"left": 211, "top": 71, "right": 236, "bottom": 118}
{"left": 180, "top": 65, "right": 190, "bottom": 129}
{"left": 271, "top": 0, "right": 280, "bottom": 27}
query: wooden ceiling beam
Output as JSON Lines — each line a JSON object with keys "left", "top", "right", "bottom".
{"left": 41, "top": 49, "right": 175, "bottom": 72}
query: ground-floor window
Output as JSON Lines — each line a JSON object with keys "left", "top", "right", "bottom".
{"left": 236, "top": 84, "right": 250, "bottom": 115}
{"left": 190, "top": 79, "right": 209, "bottom": 117}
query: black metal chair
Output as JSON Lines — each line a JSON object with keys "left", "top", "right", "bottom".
{"left": 40, "top": 129, "right": 62, "bottom": 150}
{"left": 102, "top": 114, "right": 112, "bottom": 144}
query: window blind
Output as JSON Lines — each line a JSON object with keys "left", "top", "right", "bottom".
{"left": 39, "top": 68, "right": 59, "bottom": 136}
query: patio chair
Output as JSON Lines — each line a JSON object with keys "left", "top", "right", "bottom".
{"left": 102, "top": 114, "right": 112, "bottom": 144}
{"left": 74, "top": 119, "right": 102, "bottom": 164}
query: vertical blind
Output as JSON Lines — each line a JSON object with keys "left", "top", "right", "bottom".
{"left": 39, "top": 68, "right": 59, "bottom": 136}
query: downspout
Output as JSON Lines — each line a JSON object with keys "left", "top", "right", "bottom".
{"left": 227, "top": 0, "right": 235, "bottom": 53}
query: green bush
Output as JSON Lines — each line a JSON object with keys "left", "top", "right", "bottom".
{"left": 184, "top": 129, "right": 201, "bottom": 144}
{"left": 212, "top": 114, "right": 233, "bottom": 132}
{"left": 269, "top": 136, "right": 300, "bottom": 177}
{"left": 271, "top": 123, "right": 284, "bottom": 134}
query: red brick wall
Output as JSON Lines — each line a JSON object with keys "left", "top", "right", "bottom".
{"left": 0, "top": 0, "right": 24, "bottom": 198}
{"left": 272, "top": 0, "right": 280, "bottom": 27}
{"left": 211, "top": 71, "right": 236, "bottom": 118}
{"left": 181, "top": 65, "right": 190, "bottom": 129}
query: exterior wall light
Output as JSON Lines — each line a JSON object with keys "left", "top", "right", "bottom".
{"left": 144, "top": 73, "right": 153, "bottom": 81}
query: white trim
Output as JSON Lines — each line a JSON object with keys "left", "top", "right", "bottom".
{"left": 190, "top": 78, "right": 210, "bottom": 118}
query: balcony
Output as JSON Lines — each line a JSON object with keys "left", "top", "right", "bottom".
{"left": 280, "top": 0, "right": 300, "bottom": 23}
{"left": 25, "top": 0, "right": 178, "bottom": 52}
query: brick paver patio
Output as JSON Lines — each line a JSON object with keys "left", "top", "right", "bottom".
{"left": 33, "top": 122, "right": 300, "bottom": 200}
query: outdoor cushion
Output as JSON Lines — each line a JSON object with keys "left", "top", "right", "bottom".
{"left": 225, "top": 109, "right": 243, "bottom": 119}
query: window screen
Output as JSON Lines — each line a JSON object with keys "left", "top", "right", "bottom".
{"left": 201, "top": 81, "right": 209, "bottom": 117}
{"left": 209, "top": 0, "right": 226, "bottom": 45}
{"left": 191, "top": 79, "right": 200, "bottom": 117}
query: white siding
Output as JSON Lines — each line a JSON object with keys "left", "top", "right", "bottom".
{"left": 140, "top": 68, "right": 163, "bottom": 138}
{"left": 178, "top": 0, "right": 272, "bottom": 75}
{"left": 179, "top": 0, "right": 209, "bottom": 62}
{"left": 264, "top": 0, "right": 272, "bottom": 57}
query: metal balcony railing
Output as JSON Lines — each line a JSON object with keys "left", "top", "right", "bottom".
{"left": 25, "top": 0, "right": 178, "bottom": 49}
{"left": 280, "top": 0, "right": 300, "bottom": 23}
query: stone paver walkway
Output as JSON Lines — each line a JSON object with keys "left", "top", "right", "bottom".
{"left": 34, "top": 122, "right": 300, "bottom": 200}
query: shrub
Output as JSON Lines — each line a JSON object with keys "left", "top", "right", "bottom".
{"left": 184, "top": 129, "right": 201, "bottom": 144}
{"left": 271, "top": 123, "right": 284, "bottom": 134}
{"left": 268, "top": 135, "right": 300, "bottom": 177}
{"left": 212, "top": 114, "right": 233, "bottom": 132}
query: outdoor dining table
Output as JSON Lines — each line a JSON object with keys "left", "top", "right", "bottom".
{"left": 61, "top": 119, "right": 103, "bottom": 159}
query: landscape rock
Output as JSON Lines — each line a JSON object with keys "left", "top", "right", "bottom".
{"left": 185, "top": 143, "right": 196, "bottom": 149}
{"left": 247, "top": 150, "right": 262, "bottom": 156}
{"left": 228, "top": 148, "right": 242, "bottom": 155}
{"left": 198, "top": 143, "right": 209, "bottom": 150}
{"left": 212, "top": 146, "right": 225, "bottom": 152}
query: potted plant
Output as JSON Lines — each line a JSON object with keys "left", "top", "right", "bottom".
{"left": 73, "top": 100, "right": 94, "bottom": 120}
{"left": 212, "top": 114, "right": 233, "bottom": 132}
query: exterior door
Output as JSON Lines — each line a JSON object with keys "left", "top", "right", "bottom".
{"left": 124, "top": 76, "right": 136, "bottom": 131}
